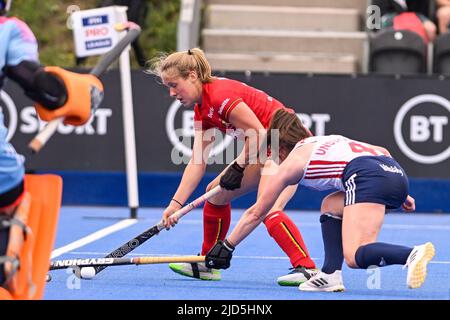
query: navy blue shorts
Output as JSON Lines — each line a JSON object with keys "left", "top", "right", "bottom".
{"left": 342, "top": 156, "right": 409, "bottom": 209}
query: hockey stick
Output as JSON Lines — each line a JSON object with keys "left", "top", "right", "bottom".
{"left": 91, "top": 185, "right": 222, "bottom": 276}
{"left": 28, "top": 22, "right": 141, "bottom": 153}
{"left": 49, "top": 255, "right": 205, "bottom": 271}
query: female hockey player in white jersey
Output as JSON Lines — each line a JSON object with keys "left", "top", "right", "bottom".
{"left": 205, "top": 108, "right": 435, "bottom": 292}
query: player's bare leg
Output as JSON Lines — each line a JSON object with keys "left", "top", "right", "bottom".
{"left": 342, "top": 203, "right": 385, "bottom": 268}
{"left": 341, "top": 203, "right": 434, "bottom": 289}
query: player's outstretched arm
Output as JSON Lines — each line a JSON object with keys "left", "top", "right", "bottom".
{"left": 206, "top": 152, "right": 305, "bottom": 269}
{"left": 163, "top": 129, "right": 214, "bottom": 229}
{"left": 5, "top": 60, "right": 67, "bottom": 110}
{"left": 227, "top": 149, "right": 306, "bottom": 247}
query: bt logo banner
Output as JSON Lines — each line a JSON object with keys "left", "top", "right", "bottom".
{"left": 394, "top": 94, "right": 450, "bottom": 164}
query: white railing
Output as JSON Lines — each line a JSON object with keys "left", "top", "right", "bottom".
{"left": 177, "top": 0, "right": 202, "bottom": 51}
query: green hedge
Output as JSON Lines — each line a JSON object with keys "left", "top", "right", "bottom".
{"left": 9, "top": 0, "right": 180, "bottom": 68}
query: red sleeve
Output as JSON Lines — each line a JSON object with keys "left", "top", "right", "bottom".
{"left": 210, "top": 90, "right": 243, "bottom": 122}
{"left": 223, "top": 97, "right": 243, "bottom": 122}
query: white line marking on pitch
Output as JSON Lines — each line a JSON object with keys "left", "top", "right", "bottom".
{"left": 51, "top": 219, "right": 137, "bottom": 259}
{"left": 68, "top": 251, "right": 450, "bottom": 264}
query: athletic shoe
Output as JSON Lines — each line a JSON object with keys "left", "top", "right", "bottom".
{"left": 298, "top": 270, "right": 345, "bottom": 292}
{"left": 169, "top": 262, "right": 221, "bottom": 281}
{"left": 403, "top": 242, "right": 435, "bottom": 289}
{"left": 277, "top": 267, "right": 318, "bottom": 286}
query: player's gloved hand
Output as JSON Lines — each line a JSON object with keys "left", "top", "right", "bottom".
{"left": 205, "top": 239, "right": 235, "bottom": 269}
{"left": 34, "top": 67, "right": 104, "bottom": 126}
{"left": 219, "top": 162, "right": 245, "bottom": 190}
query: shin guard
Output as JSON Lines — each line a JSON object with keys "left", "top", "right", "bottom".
{"left": 0, "top": 191, "right": 32, "bottom": 296}
{"left": 264, "top": 211, "right": 316, "bottom": 269}
{"left": 0, "top": 174, "right": 62, "bottom": 300}
{"left": 23, "top": 174, "right": 62, "bottom": 300}
{"left": 201, "top": 202, "right": 231, "bottom": 255}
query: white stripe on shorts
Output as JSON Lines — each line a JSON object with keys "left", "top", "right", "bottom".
{"left": 345, "top": 173, "right": 357, "bottom": 205}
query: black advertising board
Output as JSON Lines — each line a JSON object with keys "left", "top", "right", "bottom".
{"left": 1, "top": 71, "right": 449, "bottom": 178}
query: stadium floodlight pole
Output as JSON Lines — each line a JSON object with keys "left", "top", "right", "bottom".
{"left": 90, "top": 185, "right": 223, "bottom": 276}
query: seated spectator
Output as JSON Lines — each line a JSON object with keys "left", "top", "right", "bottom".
{"left": 436, "top": 0, "right": 450, "bottom": 33}
{"left": 372, "top": 0, "right": 437, "bottom": 42}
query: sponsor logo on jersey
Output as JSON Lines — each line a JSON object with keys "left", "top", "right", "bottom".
{"left": 208, "top": 107, "right": 214, "bottom": 119}
{"left": 379, "top": 164, "right": 404, "bottom": 176}
{"left": 315, "top": 137, "right": 344, "bottom": 155}
{"left": 218, "top": 98, "right": 230, "bottom": 115}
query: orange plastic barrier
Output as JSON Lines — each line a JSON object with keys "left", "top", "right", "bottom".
{"left": 3, "top": 174, "right": 62, "bottom": 300}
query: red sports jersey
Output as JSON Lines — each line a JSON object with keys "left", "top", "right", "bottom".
{"left": 194, "top": 77, "right": 292, "bottom": 137}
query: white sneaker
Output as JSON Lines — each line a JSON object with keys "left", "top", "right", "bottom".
{"left": 299, "top": 270, "right": 345, "bottom": 292}
{"left": 404, "top": 242, "right": 435, "bottom": 289}
{"left": 277, "top": 267, "right": 318, "bottom": 286}
{"left": 169, "top": 262, "right": 221, "bottom": 281}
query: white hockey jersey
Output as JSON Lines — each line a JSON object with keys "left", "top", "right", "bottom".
{"left": 294, "top": 135, "right": 386, "bottom": 191}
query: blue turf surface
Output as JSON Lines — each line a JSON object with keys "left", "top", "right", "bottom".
{"left": 44, "top": 207, "right": 450, "bottom": 300}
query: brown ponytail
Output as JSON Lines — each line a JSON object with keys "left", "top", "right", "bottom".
{"left": 268, "top": 109, "right": 312, "bottom": 153}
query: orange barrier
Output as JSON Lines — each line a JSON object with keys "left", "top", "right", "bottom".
{"left": 0, "top": 287, "right": 13, "bottom": 300}
{"left": 4, "top": 174, "right": 62, "bottom": 300}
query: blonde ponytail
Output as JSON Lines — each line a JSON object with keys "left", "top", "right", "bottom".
{"left": 147, "top": 47, "right": 214, "bottom": 83}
